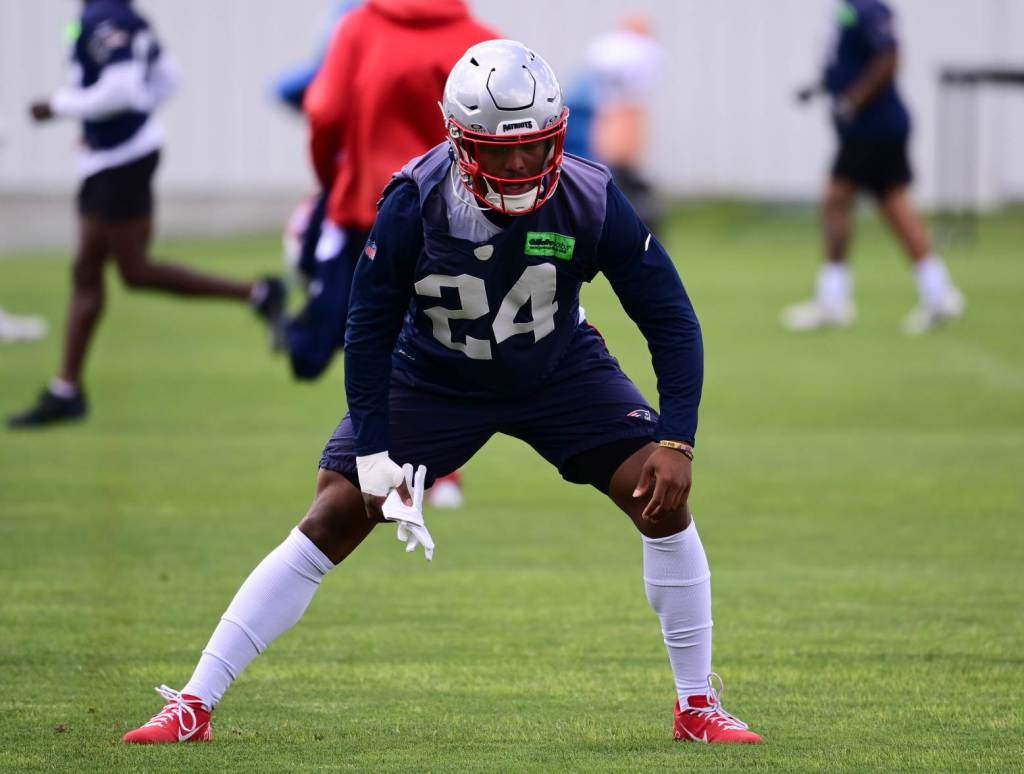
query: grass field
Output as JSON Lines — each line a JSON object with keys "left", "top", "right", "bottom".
{"left": 1, "top": 205, "right": 1022, "bottom": 772}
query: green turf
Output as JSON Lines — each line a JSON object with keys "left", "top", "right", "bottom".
{"left": 1, "top": 206, "right": 1021, "bottom": 772}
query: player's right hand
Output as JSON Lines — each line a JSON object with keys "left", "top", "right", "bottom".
{"left": 794, "top": 83, "right": 819, "bottom": 104}
{"left": 356, "top": 451, "right": 412, "bottom": 521}
{"left": 29, "top": 101, "right": 54, "bottom": 122}
{"left": 383, "top": 464, "right": 435, "bottom": 561}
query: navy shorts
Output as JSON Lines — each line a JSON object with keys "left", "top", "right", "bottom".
{"left": 320, "top": 357, "right": 658, "bottom": 490}
{"left": 77, "top": 150, "right": 159, "bottom": 222}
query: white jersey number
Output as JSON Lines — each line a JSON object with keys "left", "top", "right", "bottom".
{"left": 414, "top": 263, "right": 559, "bottom": 360}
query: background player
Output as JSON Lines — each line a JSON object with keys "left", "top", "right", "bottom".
{"left": 782, "top": 0, "right": 965, "bottom": 335}
{"left": 122, "top": 40, "right": 762, "bottom": 746}
{"left": 286, "top": 0, "right": 498, "bottom": 507}
{"left": 8, "top": 0, "right": 285, "bottom": 429}
{"left": 570, "top": 14, "right": 665, "bottom": 235}
{"left": 270, "top": 0, "right": 361, "bottom": 112}
{"left": 286, "top": 0, "right": 497, "bottom": 381}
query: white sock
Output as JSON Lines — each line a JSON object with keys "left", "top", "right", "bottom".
{"left": 181, "top": 528, "right": 334, "bottom": 708}
{"left": 914, "top": 255, "right": 952, "bottom": 306}
{"left": 48, "top": 377, "right": 79, "bottom": 399}
{"left": 643, "top": 522, "right": 713, "bottom": 702}
{"left": 816, "top": 263, "right": 852, "bottom": 308}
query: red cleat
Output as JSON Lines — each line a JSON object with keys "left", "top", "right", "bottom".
{"left": 428, "top": 470, "right": 464, "bottom": 509}
{"left": 673, "top": 674, "right": 763, "bottom": 744}
{"left": 122, "top": 685, "right": 212, "bottom": 744}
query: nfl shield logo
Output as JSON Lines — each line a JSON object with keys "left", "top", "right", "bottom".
{"left": 364, "top": 240, "right": 377, "bottom": 260}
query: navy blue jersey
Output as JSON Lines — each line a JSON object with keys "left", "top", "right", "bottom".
{"left": 825, "top": 0, "right": 910, "bottom": 141}
{"left": 73, "top": 0, "right": 160, "bottom": 150}
{"left": 344, "top": 144, "right": 703, "bottom": 456}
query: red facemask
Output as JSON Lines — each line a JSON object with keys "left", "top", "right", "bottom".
{"left": 447, "top": 108, "right": 569, "bottom": 215}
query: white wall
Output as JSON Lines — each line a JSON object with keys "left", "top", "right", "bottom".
{"left": 1, "top": 0, "right": 1022, "bottom": 207}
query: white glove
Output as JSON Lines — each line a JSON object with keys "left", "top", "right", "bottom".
{"left": 382, "top": 464, "right": 434, "bottom": 561}
{"left": 355, "top": 451, "right": 406, "bottom": 497}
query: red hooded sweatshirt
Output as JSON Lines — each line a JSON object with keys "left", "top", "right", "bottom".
{"left": 304, "top": 0, "right": 498, "bottom": 230}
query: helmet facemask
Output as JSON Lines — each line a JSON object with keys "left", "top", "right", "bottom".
{"left": 447, "top": 108, "right": 568, "bottom": 216}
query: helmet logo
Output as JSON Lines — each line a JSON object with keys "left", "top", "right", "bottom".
{"left": 498, "top": 119, "right": 537, "bottom": 134}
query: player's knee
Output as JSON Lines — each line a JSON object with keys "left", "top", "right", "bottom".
{"left": 633, "top": 506, "right": 691, "bottom": 539}
{"left": 825, "top": 188, "right": 853, "bottom": 213}
{"left": 118, "top": 262, "right": 153, "bottom": 289}
{"left": 298, "top": 471, "right": 369, "bottom": 560}
{"left": 71, "top": 258, "right": 103, "bottom": 289}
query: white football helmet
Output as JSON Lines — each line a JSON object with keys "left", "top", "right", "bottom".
{"left": 441, "top": 40, "right": 568, "bottom": 215}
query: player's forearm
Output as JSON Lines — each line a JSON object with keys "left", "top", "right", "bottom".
{"left": 843, "top": 49, "right": 897, "bottom": 112}
{"left": 50, "top": 61, "right": 148, "bottom": 120}
{"left": 344, "top": 318, "right": 404, "bottom": 454}
{"left": 648, "top": 317, "right": 703, "bottom": 445}
{"left": 146, "top": 55, "right": 181, "bottom": 109}
{"left": 308, "top": 126, "right": 341, "bottom": 188}
{"left": 619, "top": 277, "right": 704, "bottom": 444}
{"left": 344, "top": 350, "right": 395, "bottom": 455}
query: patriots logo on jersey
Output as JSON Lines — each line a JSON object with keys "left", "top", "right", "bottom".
{"left": 627, "top": 409, "right": 653, "bottom": 422}
{"left": 364, "top": 240, "right": 377, "bottom": 260}
{"left": 87, "top": 22, "right": 130, "bottom": 65}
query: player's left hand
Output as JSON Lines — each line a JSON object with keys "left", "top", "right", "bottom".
{"left": 632, "top": 447, "right": 692, "bottom": 522}
{"left": 29, "top": 101, "right": 54, "bottom": 122}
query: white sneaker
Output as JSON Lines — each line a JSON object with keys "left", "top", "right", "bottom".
{"left": 0, "top": 307, "right": 47, "bottom": 343}
{"left": 427, "top": 473, "right": 464, "bottom": 509}
{"left": 780, "top": 299, "right": 856, "bottom": 332}
{"left": 902, "top": 287, "right": 965, "bottom": 335}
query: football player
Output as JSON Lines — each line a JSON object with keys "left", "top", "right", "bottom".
{"left": 123, "top": 40, "right": 763, "bottom": 746}
{"left": 8, "top": 0, "right": 286, "bottom": 429}
{"left": 783, "top": 0, "right": 965, "bottom": 334}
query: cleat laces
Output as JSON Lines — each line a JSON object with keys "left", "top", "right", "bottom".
{"left": 684, "top": 673, "right": 750, "bottom": 732}
{"left": 142, "top": 684, "right": 202, "bottom": 735}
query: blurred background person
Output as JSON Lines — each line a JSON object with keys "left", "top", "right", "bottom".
{"left": 270, "top": 0, "right": 361, "bottom": 113}
{"left": 286, "top": 0, "right": 498, "bottom": 507}
{"left": 8, "top": 0, "right": 286, "bottom": 429}
{"left": 566, "top": 13, "right": 665, "bottom": 235}
{"left": 782, "top": 0, "right": 965, "bottom": 335}
{"left": 271, "top": 0, "right": 360, "bottom": 365}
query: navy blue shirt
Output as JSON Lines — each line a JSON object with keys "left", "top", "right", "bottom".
{"left": 74, "top": 0, "right": 160, "bottom": 150}
{"left": 825, "top": 0, "right": 910, "bottom": 141}
{"left": 344, "top": 145, "right": 703, "bottom": 456}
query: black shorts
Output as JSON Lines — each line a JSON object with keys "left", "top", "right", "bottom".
{"left": 76, "top": 150, "right": 160, "bottom": 222}
{"left": 831, "top": 139, "right": 912, "bottom": 198}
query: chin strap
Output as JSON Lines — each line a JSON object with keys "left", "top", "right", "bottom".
{"left": 483, "top": 180, "right": 542, "bottom": 213}
{"left": 449, "top": 164, "right": 489, "bottom": 212}
{"left": 449, "top": 159, "right": 548, "bottom": 215}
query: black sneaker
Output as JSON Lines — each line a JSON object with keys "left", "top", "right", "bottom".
{"left": 8, "top": 387, "right": 87, "bottom": 429}
{"left": 251, "top": 276, "right": 287, "bottom": 351}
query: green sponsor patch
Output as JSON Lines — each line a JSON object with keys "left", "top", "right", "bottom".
{"left": 524, "top": 231, "right": 575, "bottom": 260}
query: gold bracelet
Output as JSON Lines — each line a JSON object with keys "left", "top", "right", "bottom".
{"left": 658, "top": 440, "right": 694, "bottom": 460}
